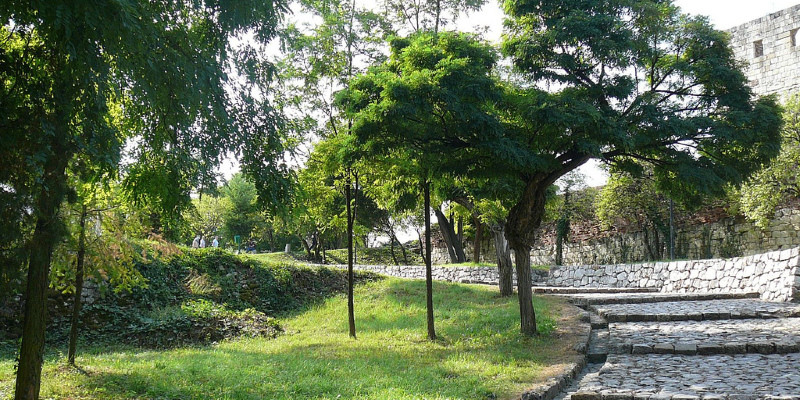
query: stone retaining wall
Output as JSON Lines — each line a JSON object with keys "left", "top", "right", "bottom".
{"left": 547, "top": 247, "right": 800, "bottom": 302}
{"left": 340, "top": 264, "right": 550, "bottom": 286}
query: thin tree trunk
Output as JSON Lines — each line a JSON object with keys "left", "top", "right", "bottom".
{"left": 398, "top": 238, "right": 409, "bottom": 265}
{"left": 511, "top": 243, "right": 537, "bottom": 336}
{"left": 346, "top": 171, "right": 356, "bottom": 339}
{"left": 424, "top": 180, "right": 436, "bottom": 341}
{"left": 389, "top": 236, "right": 398, "bottom": 265}
{"left": 492, "top": 224, "right": 514, "bottom": 297}
{"left": 555, "top": 228, "right": 564, "bottom": 266}
{"left": 473, "top": 216, "right": 482, "bottom": 263}
{"left": 15, "top": 150, "right": 70, "bottom": 400}
{"left": 67, "top": 205, "right": 88, "bottom": 365}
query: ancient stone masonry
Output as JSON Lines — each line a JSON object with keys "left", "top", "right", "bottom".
{"left": 335, "top": 264, "right": 549, "bottom": 286}
{"left": 727, "top": 4, "right": 800, "bottom": 97}
{"left": 529, "top": 206, "right": 800, "bottom": 267}
{"left": 547, "top": 247, "right": 800, "bottom": 302}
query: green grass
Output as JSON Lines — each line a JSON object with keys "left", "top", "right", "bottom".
{"left": 0, "top": 279, "right": 574, "bottom": 400}
{"left": 244, "top": 251, "right": 303, "bottom": 264}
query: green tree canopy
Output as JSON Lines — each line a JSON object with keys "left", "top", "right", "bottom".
{"left": 494, "top": 0, "right": 783, "bottom": 334}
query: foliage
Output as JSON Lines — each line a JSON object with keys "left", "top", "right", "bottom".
{"left": 0, "top": 279, "right": 574, "bottom": 400}
{"left": 382, "top": 0, "right": 487, "bottom": 34}
{"left": 737, "top": 94, "right": 800, "bottom": 228}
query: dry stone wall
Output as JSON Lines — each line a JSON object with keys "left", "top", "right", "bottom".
{"left": 547, "top": 247, "right": 800, "bottom": 302}
{"left": 340, "top": 264, "right": 549, "bottom": 286}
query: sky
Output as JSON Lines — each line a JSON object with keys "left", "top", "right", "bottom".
{"left": 221, "top": 0, "right": 800, "bottom": 186}
{"left": 461, "top": 0, "right": 800, "bottom": 44}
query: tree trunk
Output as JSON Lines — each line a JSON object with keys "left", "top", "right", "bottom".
{"left": 299, "top": 235, "right": 312, "bottom": 258}
{"left": 15, "top": 150, "right": 70, "bottom": 400}
{"left": 346, "top": 171, "right": 356, "bottom": 339}
{"left": 433, "top": 208, "right": 466, "bottom": 263}
{"left": 67, "top": 205, "right": 88, "bottom": 365}
{"left": 398, "top": 238, "right": 409, "bottom": 265}
{"left": 473, "top": 216, "right": 482, "bottom": 263}
{"left": 491, "top": 224, "right": 514, "bottom": 297}
{"left": 424, "top": 180, "right": 436, "bottom": 341}
{"left": 511, "top": 243, "right": 537, "bottom": 336}
{"left": 505, "top": 177, "right": 554, "bottom": 337}
{"left": 389, "top": 236, "right": 398, "bottom": 265}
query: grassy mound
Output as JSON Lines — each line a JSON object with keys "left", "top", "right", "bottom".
{"left": 0, "top": 279, "right": 585, "bottom": 400}
{"left": 1, "top": 248, "right": 378, "bottom": 347}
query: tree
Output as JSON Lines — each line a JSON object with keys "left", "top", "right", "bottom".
{"left": 1, "top": 1, "right": 286, "bottom": 398}
{"left": 499, "top": 0, "right": 783, "bottom": 334}
{"left": 738, "top": 94, "right": 800, "bottom": 228}
{"left": 341, "top": 31, "right": 512, "bottom": 339}
{"left": 382, "top": 0, "right": 486, "bottom": 34}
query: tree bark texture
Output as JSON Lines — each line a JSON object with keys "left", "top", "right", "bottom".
{"left": 424, "top": 181, "right": 436, "bottom": 341}
{"left": 505, "top": 178, "right": 552, "bottom": 336}
{"left": 511, "top": 243, "right": 537, "bottom": 336}
{"left": 15, "top": 150, "right": 70, "bottom": 400}
{"left": 491, "top": 224, "right": 514, "bottom": 297}
{"left": 68, "top": 205, "right": 88, "bottom": 365}
{"left": 433, "top": 208, "right": 466, "bottom": 263}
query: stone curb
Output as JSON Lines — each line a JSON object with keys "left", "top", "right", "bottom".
{"left": 606, "top": 340, "right": 800, "bottom": 356}
{"left": 590, "top": 309, "right": 800, "bottom": 323}
{"left": 568, "top": 293, "right": 761, "bottom": 307}
{"left": 569, "top": 391, "right": 800, "bottom": 399}
{"left": 533, "top": 287, "right": 660, "bottom": 295}
{"left": 516, "top": 308, "right": 593, "bottom": 400}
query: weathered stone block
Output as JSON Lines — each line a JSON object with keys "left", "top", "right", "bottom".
{"left": 572, "top": 391, "right": 602, "bottom": 400}
{"left": 746, "top": 341, "right": 775, "bottom": 354}
{"left": 673, "top": 343, "right": 697, "bottom": 355}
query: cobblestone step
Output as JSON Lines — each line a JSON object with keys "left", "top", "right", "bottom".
{"left": 606, "top": 318, "right": 800, "bottom": 356}
{"left": 560, "top": 354, "right": 800, "bottom": 399}
{"left": 564, "top": 292, "right": 761, "bottom": 306}
{"left": 533, "top": 286, "right": 660, "bottom": 295}
{"left": 590, "top": 299, "right": 800, "bottom": 323}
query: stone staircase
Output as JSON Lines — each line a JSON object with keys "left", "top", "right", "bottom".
{"left": 554, "top": 289, "right": 800, "bottom": 399}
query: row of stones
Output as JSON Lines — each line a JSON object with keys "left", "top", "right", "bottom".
{"left": 589, "top": 300, "right": 800, "bottom": 323}
{"left": 610, "top": 340, "right": 800, "bottom": 356}
{"left": 565, "top": 292, "right": 760, "bottom": 306}
{"left": 340, "top": 264, "right": 549, "bottom": 285}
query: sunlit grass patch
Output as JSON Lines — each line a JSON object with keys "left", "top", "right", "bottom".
{"left": 0, "top": 279, "right": 581, "bottom": 400}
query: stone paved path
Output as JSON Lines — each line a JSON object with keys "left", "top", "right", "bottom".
{"left": 555, "top": 291, "right": 800, "bottom": 400}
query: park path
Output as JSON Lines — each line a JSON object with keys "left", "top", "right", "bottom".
{"left": 550, "top": 289, "right": 800, "bottom": 399}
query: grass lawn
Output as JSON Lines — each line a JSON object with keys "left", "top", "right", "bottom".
{"left": 0, "top": 279, "right": 583, "bottom": 400}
